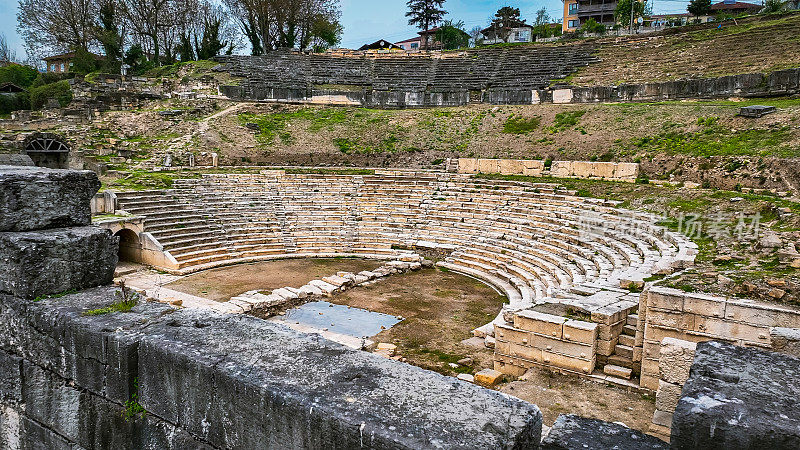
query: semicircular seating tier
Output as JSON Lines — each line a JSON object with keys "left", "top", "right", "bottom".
{"left": 113, "top": 171, "right": 697, "bottom": 329}
{"left": 215, "top": 45, "right": 600, "bottom": 105}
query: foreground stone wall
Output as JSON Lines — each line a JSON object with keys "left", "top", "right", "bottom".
{"left": 456, "top": 158, "right": 640, "bottom": 182}
{"left": 0, "top": 287, "right": 543, "bottom": 449}
{"left": 0, "top": 166, "right": 117, "bottom": 300}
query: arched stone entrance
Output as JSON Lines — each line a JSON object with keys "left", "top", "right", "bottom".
{"left": 115, "top": 229, "right": 141, "bottom": 263}
{"left": 23, "top": 132, "right": 70, "bottom": 169}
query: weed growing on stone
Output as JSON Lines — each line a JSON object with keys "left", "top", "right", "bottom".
{"left": 84, "top": 282, "right": 139, "bottom": 316}
{"left": 122, "top": 378, "right": 146, "bottom": 422}
{"left": 33, "top": 289, "right": 77, "bottom": 302}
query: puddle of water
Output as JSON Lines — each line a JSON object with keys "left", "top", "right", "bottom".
{"left": 277, "top": 301, "right": 402, "bottom": 338}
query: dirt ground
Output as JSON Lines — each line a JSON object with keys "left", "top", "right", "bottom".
{"left": 329, "top": 267, "right": 505, "bottom": 375}
{"left": 501, "top": 368, "right": 657, "bottom": 434}
{"left": 165, "top": 258, "right": 382, "bottom": 301}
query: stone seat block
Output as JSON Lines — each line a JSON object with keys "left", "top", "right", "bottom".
{"left": 541, "top": 414, "right": 668, "bottom": 449}
{"left": 0, "top": 227, "right": 118, "bottom": 299}
{"left": 514, "top": 310, "right": 565, "bottom": 338}
{"left": 1, "top": 167, "right": 100, "bottom": 231}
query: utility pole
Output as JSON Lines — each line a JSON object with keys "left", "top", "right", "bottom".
{"left": 630, "top": 0, "right": 635, "bottom": 32}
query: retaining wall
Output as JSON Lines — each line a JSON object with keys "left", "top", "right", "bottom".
{"left": 220, "top": 61, "right": 800, "bottom": 107}
{"left": 456, "top": 158, "right": 640, "bottom": 181}
{"left": 639, "top": 286, "right": 800, "bottom": 390}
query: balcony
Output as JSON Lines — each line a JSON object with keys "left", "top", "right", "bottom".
{"left": 575, "top": 1, "right": 618, "bottom": 14}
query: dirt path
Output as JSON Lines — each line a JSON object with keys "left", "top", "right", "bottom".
{"left": 165, "top": 258, "right": 382, "bottom": 301}
{"left": 197, "top": 101, "right": 253, "bottom": 135}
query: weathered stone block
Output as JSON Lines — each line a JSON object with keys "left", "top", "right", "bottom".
{"left": 542, "top": 350, "right": 594, "bottom": 374}
{"left": 137, "top": 307, "right": 541, "bottom": 449}
{"left": 658, "top": 337, "right": 697, "bottom": 385}
{"left": 655, "top": 379, "right": 683, "bottom": 412}
{"left": 672, "top": 341, "right": 800, "bottom": 449}
{"left": 475, "top": 368, "right": 504, "bottom": 386}
{"left": 541, "top": 414, "right": 669, "bottom": 449}
{"left": 770, "top": 327, "right": 800, "bottom": 358}
{"left": 0, "top": 227, "right": 118, "bottom": 299}
{"left": 0, "top": 166, "right": 100, "bottom": 232}
{"left": 563, "top": 319, "right": 597, "bottom": 344}
{"left": 514, "top": 310, "right": 564, "bottom": 338}
{"left": 683, "top": 292, "right": 726, "bottom": 318}
{"left": 0, "top": 351, "right": 22, "bottom": 403}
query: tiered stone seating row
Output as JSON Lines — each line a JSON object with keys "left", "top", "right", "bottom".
{"left": 115, "top": 173, "right": 695, "bottom": 300}
{"left": 215, "top": 44, "right": 599, "bottom": 96}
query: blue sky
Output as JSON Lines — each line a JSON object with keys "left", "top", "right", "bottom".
{"left": 0, "top": 0, "right": 693, "bottom": 59}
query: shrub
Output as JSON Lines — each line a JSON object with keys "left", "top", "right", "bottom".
{"left": 580, "top": 19, "right": 606, "bottom": 34}
{"left": 0, "top": 64, "right": 39, "bottom": 88}
{"left": 30, "top": 81, "right": 73, "bottom": 109}
{"left": 0, "top": 92, "right": 31, "bottom": 115}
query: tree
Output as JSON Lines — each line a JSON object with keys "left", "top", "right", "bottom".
{"left": 434, "top": 20, "right": 469, "bottom": 50}
{"left": 223, "top": 0, "right": 341, "bottom": 54}
{"left": 123, "top": 43, "right": 151, "bottom": 74}
{"left": 406, "top": 0, "right": 447, "bottom": 50}
{"left": 195, "top": 17, "right": 226, "bottom": 60}
{"left": 762, "top": 0, "right": 788, "bottom": 13}
{"left": 308, "top": 14, "right": 343, "bottom": 52}
{"left": 0, "top": 34, "right": 17, "bottom": 65}
{"left": 468, "top": 26, "right": 483, "bottom": 47}
{"left": 615, "top": 0, "right": 646, "bottom": 29}
{"left": 489, "top": 6, "right": 521, "bottom": 43}
{"left": 95, "top": 0, "right": 123, "bottom": 73}
{"left": 687, "top": 0, "right": 712, "bottom": 18}
{"left": 17, "top": 0, "right": 97, "bottom": 56}
{"left": 532, "top": 7, "right": 553, "bottom": 39}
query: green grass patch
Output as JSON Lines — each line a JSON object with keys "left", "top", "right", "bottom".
{"left": 547, "top": 110, "right": 586, "bottom": 133}
{"left": 631, "top": 125, "right": 798, "bottom": 157}
{"left": 33, "top": 289, "right": 77, "bottom": 302}
{"left": 503, "top": 115, "right": 541, "bottom": 134}
{"left": 122, "top": 378, "right": 146, "bottom": 421}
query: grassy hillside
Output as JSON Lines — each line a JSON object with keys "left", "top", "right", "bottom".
{"left": 571, "top": 12, "right": 800, "bottom": 86}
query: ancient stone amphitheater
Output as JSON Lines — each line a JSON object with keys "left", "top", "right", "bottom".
{"left": 109, "top": 170, "right": 697, "bottom": 379}
{"left": 217, "top": 45, "right": 600, "bottom": 106}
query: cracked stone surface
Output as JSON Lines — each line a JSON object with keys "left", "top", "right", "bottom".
{"left": 0, "top": 287, "right": 542, "bottom": 449}
{"left": 672, "top": 341, "right": 800, "bottom": 450}
{"left": 0, "top": 166, "right": 100, "bottom": 232}
{"left": 541, "top": 414, "right": 668, "bottom": 449}
{"left": 0, "top": 227, "right": 118, "bottom": 299}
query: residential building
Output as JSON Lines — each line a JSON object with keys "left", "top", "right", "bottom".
{"left": 43, "top": 52, "right": 104, "bottom": 73}
{"left": 711, "top": 0, "right": 762, "bottom": 14}
{"left": 394, "top": 37, "right": 421, "bottom": 51}
{"left": 563, "top": 1, "right": 581, "bottom": 32}
{"left": 393, "top": 27, "right": 446, "bottom": 51}
{"left": 359, "top": 40, "right": 402, "bottom": 51}
{"left": 481, "top": 19, "right": 534, "bottom": 44}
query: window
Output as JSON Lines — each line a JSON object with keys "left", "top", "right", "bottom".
{"left": 568, "top": 20, "right": 580, "bottom": 28}
{"left": 569, "top": 3, "right": 579, "bottom": 14}
{"left": 411, "top": 43, "right": 419, "bottom": 50}
{"left": 517, "top": 30, "right": 531, "bottom": 42}
{"left": 50, "top": 64, "right": 56, "bottom": 72}
{"left": 60, "top": 63, "right": 65, "bottom": 72}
